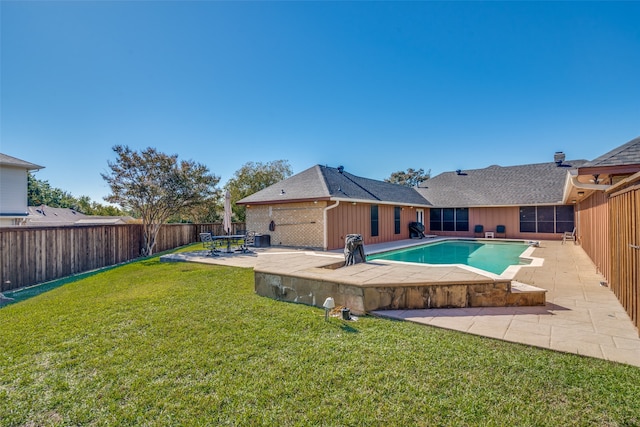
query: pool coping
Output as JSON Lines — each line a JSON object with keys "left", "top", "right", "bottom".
{"left": 361, "top": 237, "right": 544, "bottom": 280}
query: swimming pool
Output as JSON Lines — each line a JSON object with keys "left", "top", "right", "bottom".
{"left": 367, "top": 239, "right": 530, "bottom": 275}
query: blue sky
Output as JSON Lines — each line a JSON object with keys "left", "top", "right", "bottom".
{"left": 2, "top": 1, "right": 639, "bottom": 203}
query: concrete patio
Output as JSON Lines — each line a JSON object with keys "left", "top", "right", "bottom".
{"left": 162, "top": 240, "right": 640, "bottom": 367}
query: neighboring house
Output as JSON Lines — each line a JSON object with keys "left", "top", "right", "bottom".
{"left": 0, "top": 153, "right": 132, "bottom": 227}
{"left": 24, "top": 205, "right": 134, "bottom": 227}
{"left": 0, "top": 153, "right": 44, "bottom": 227}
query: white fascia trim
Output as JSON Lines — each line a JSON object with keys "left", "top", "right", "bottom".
{"left": 330, "top": 197, "right": 430, "bottom": 208}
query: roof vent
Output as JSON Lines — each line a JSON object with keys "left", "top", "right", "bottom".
{"left": 280, "top": 189, "right": 286, "bottom": 195}
{"left": 337, "top": 165, "right": 344, "bottom": 174}
{"left": 554, "top": 151, "right": 565, "bottom": 166}
{"left": 456, "top": 169, "right": 462, "bottom": 175}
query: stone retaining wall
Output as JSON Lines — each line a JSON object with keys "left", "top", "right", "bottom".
{"left": 255, "top": 270, "right": 545, "bottom": 315}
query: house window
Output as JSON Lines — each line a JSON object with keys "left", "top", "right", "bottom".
{"left": 429, "top": 208, "right": 469, "bottom": 232}
{"left": 519, "top": 205, "right": 574, "bottom": 233}
{"left": 537, "top": 206, "right": 555, "bottom": 233}
{"left": 519, "top": 206, "right": 537, "bottom": 233}
{"left": 555, "top": 205, "right": 575, "bottom": 233}
{"left": 371, "top": 205, "right": 379, "bottom": 237}
{"left": 429, "top": 208, "right": 442, "bottom": 231}
{"left": 455, "top": 208, "right": 469, "bottom": 232}
{"left": 394, "top": 207, "right": 401, "bottom": 234}
{"left": 442, "top": 208, "right": 455, "bottom": 231}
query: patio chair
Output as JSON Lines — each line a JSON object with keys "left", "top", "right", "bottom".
{"left": 244, "top": 231, "right": 256, "bottom": 247}
{"left": 199, "top": 232, "right": 219, "bottom": 256}
{"left": 496, "top": 225, "right": 506, "bottom": 238}
{"left": 233, "top": 231, "right": 256, "bottom": 253}
{"left": 562, "top": 227, "right": 577, "bottom": 245}
{"left": 199, "top": 232, "right": 211, "bottom": 248}
{"left": 474, "top": 225, "right": 484, "bottom": 237}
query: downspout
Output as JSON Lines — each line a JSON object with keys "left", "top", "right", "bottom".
{"left": 575, "top": 199, "right": 580, "bottom": 245}
{"left": 323, "top": 200, "right": 340, "bottom": 251}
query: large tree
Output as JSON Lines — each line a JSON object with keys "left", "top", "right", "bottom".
{"left": 167, "top": 197, "right": 222, "bottom": 224}
{"left": 102, "top": 145, "right": 220, "bottom": 256}
{"left": 385, "top": 168, "right": 430, "bottom": 187}
{"left": 27, "top": 172, "right": 76, "bottom": 208}
{"left": 73, "top": 195, "right": 131, "bottom": 216}
{"left": 225, "top": 160, "right": 292, "bottom": 222}
{"left": 28, "top": 173, "right": 128, "bottom": 215}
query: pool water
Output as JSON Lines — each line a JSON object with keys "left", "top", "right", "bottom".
{"left": 367, "top": 240, "right": 529, "bottom": 275}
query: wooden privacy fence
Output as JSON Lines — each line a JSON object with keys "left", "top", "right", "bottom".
{"left": 607, "top": 173, "right": 640, "bottom": 335}
{"left": 0, "top": 222, "right": 244, "bottom": 292}
{"left": 577, "top": 191, "right": 610, "bottom": 280}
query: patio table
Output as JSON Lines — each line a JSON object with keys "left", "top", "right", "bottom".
{"left": 211, "top": 234, "right": 246, "bottom": 253}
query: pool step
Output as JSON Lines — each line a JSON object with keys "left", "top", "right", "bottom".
{"left": 507, "top": 281, "right": 546, "bottom": 306}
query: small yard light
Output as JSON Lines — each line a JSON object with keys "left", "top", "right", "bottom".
{"left": 323, "top": 297, "right": 335, "bottom": 321}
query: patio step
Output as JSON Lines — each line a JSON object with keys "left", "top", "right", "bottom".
{"left": 507, "top": 281, "right": 546, "bottom": 306}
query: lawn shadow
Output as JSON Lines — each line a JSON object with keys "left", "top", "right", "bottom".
{"left": 1, "top": 267, "right": 118, "bottom": 307}
{"left": 0, "top": 246, "right": 189, "bottom": 308}
{"left": 340, "top": 322, "right": 360, "bottom": 334}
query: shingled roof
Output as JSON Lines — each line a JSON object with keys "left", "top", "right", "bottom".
{"left": 237, "top": 165, "right": 430, "bottom": 206}
{"left": 25, "top": 205, "right": 133, "bottom": 227}
{"left": 580, "top": 136, "right": 640, "bottom": 168}
{"left": 415, "top": 160, "right": 588, "bottom": 207}
{"left": 0, "top": 153, "right": 44, "bottom": 170}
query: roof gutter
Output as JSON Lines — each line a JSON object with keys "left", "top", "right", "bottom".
{"left": 561, "top": 171, "right": 611, "bottom": 204}
{"left": 237, "top": 197, "right": 332, "bottom": 206}
{"left": 239, "top": 196, "right": 430, "bottom": 208}
{"left": 330, "top": 197, "right": 430, "bottom": 208}
{"left": 0, "top": 162, "right": 45, "bottom": 171}
{"left": 323, "top": 200, "right": 340, "bottom": 251}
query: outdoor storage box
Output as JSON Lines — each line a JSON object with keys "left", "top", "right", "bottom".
{"left": 254, "top": 234, "right": 271, "bottom": 247}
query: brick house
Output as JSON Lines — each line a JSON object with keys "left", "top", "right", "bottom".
{"left": 237, "top": 156, "right": 588, "bottom": 250}
{"left": 237, "top": 165, "right": 430, "bottom": 250}
{"left": 238, "top": 137, "right": 640, "bottom": 251}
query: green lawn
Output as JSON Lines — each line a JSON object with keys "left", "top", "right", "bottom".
{"left": 1, "top": 245, "right": 639, "bottom": 426}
